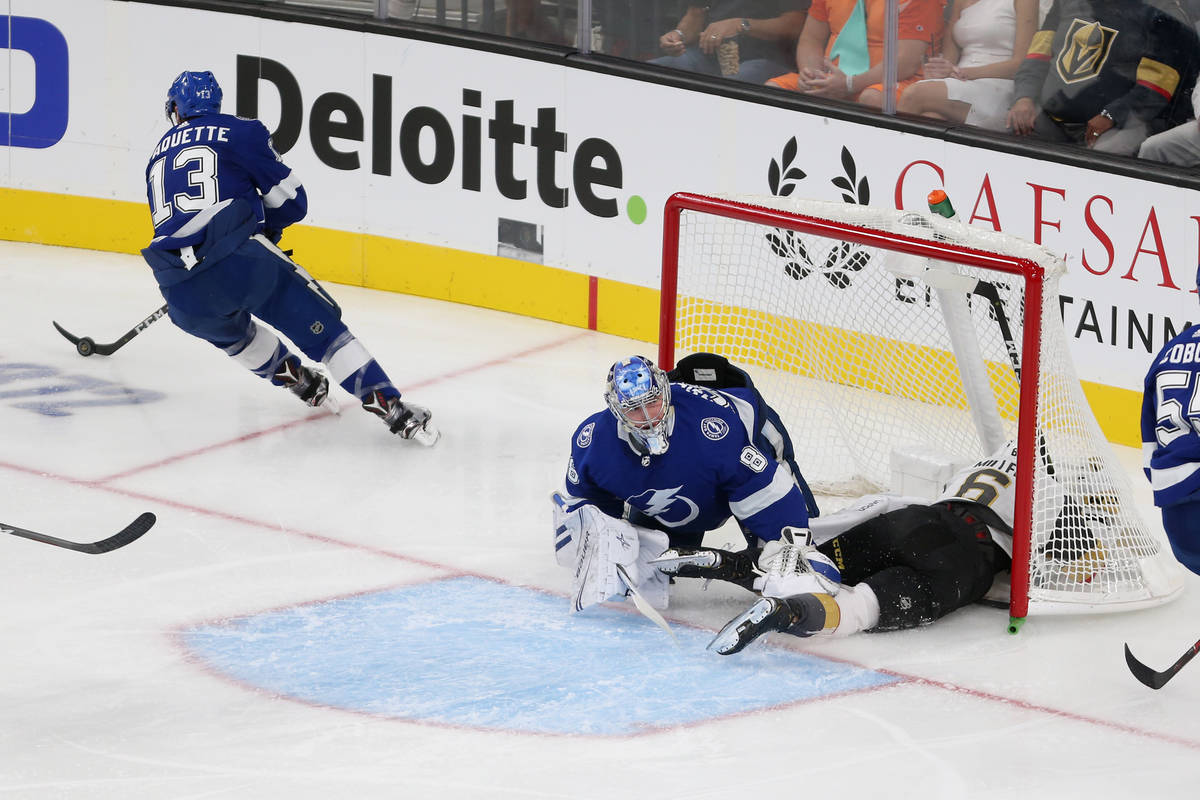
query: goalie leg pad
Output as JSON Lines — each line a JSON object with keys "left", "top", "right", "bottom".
{"left": 563, "top": 505, "right": 672, "bottom": 612}
{"left": 629, "top": 527, "right": 671, "bottom": 609}
{"left": 570, "top": 507, "right": 638, "bottom": 612}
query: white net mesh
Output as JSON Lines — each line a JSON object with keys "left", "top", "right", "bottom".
{"left": 668, "top": 194, "right": 1182, "bottom": 615}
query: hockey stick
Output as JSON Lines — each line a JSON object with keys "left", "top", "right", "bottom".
{"left": 1, "top": 512, "right": 156, "bottom": 554}
{"left": 1124, "top": 640, "right": 1200, "bottom": 690}
{"left": 615, "top": 564, "right": 679, "bottom": 645}
{"left": 53, "top": 305, "right": 169, "bottom": 357}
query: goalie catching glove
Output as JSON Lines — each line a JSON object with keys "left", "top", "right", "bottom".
{"left": 754, "top": 526, "right": 842, "bottom": 598}
{"left": 552, "top": 493, "right": 671, "bottom": 612}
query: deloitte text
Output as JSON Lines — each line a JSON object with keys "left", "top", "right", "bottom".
{"left": 234, "top": 56, "right": 624, "bottom": 218}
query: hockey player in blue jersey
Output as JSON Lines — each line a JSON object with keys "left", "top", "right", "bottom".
{"left": 1141, "top": 315, "right": 1200, "bottom": 575}
{"left": 140, "top": 70, "right": 437, "bottom": 444}
{"left": 551, "top": 353, "right": 837, "bottom": 613}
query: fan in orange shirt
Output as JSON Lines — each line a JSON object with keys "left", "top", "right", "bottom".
{"left": 768, "top": 0, "right": 945, "bottom": 108}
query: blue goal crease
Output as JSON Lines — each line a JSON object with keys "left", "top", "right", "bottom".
{"left": 181, "top": 576, "right": 900, "bottom": 735}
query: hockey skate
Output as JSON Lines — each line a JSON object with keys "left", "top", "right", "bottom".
{"left": 274, "top": 358, "right": 329, "bottom": 408}
{"left": 650, "top": 547, "right": 759, "bottom": 590}
{"left": 708, "top": 593, "right": 838, "bottom": 655}
{"left": 363, "top": 390, "right": 440, "bottom": 446}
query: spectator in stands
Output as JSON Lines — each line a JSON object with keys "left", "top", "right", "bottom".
{"left": 1005, "top": 0, "right": 1190, "bottom": 155}
{"left": 766, "top": 0, "right": 944, "bottom": 109}
{"left": 897, "top": 0, "right": 1041, "bottom": 130}
{"left": 1138, "top": 1, "right": 1200, "bottom": 165}
{"left": 506, "top": 0, "right": 568, "bottom": 44}
{"left": 651, "top": 2, "right": 811, "bottom": 84}
{"left": 1139, "top": 83, "right": 1200, "bottom": 166}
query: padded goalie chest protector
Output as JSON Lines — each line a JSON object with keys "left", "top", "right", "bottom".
{"left": 669, "top": 352, "right": 819, "bottom": 518}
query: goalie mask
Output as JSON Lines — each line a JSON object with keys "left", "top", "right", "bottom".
{"left": 165, "top": 71, "right": 223, "bottom": 124}
{"left": 605, "top": 355, "right": 673, "bottom": 455}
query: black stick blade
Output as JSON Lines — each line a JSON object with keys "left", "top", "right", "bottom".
{"left": 1125, "top": 640, "right": 1200, "bottom": 690}
{"left": 52, "top": 321, "right": 98, "bottom": 357}
{"left": 1, "top": 512, "right": 156, "bottom": 554}
{"left": 85, "top": 512, "right": 157, "bottom": 553}
{"left": 1125, "top": 643, "right": 1170, "bottom": 689}
{"left": 52, "top": 320, "right": 81, "bottom": 345}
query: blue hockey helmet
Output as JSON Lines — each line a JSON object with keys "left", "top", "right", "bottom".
{"left": 165, "top": 71, "right": 222, "bottom": 123}
{"left": 605, "top": 355, "right": 673, "bottom": 455}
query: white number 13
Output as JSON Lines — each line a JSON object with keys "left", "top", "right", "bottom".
{"left": 148, "top": 145, "right": 220, "bottom": 226}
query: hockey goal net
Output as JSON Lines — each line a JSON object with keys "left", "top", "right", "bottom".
{"left": 659, "top": 192, "right": 1182, "bottom": 625}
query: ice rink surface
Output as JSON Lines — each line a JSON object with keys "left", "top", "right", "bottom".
{"left": 2, "top": 240, "right": 1199, "bottom": 798}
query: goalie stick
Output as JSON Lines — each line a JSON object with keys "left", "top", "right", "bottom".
{"left": 53, "top": 305, "right": 169, "bottom": 357}
{"left": 1, "top": 512, "right": 156, "bottom": 553}
{"left": 1124, "top": 640, "right": 1200, "bottom": 690}
{"left": 615, "top": 564, "right": 679, "bottom": 645}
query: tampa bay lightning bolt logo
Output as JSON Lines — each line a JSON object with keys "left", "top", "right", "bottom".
{"left": 576, "top": 422, "right": 594, "bottom": 448}
{"left": 700, "top": 417, "right": 729, "bottom": 441}
{"left": 627, "top": 486, "right": 699, "bottom": 528}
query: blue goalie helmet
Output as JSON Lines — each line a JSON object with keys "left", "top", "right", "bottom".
{"left": 165, "top": 71, "right": 223, "bottom": 123}
{"left": 605, "top": 355, "right": 673, "bottom": 455}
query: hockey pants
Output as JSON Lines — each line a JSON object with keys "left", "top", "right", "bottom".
{"left": 816, "top": 503, "right": 1006, "bottom": 631}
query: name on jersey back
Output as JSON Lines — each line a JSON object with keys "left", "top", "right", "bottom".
{"left": 150, "top": 125, "right": 231, "bottom": 159}
{"left": 1159, "top": 340, "right": 1200, "bottom": 367}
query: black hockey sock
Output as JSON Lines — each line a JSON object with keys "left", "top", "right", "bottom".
{"left": 782, "top": 593, "right": 840, "bottom": 637}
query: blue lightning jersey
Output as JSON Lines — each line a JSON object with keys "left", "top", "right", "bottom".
{"left": 144, "top": 113, "right": 306, "bottom": 250}
{"left": 559, "top": 384, "right": 811, "bottom": 544}
{"left": 1142, "top": 324, "right": 1200, "bottom": 507}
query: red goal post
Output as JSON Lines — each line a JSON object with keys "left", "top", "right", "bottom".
{"left": 658, "top": 192, "right": 1183, "bottom": 627}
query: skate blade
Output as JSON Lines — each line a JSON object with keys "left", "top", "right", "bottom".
{"left": 649, "top": 551, "right": 718, "bottom": 572}
{"left": 412, "top": 421, "right": 440, "bottom": 447}
{"left": 321, "top": 392, "right": 343, "bottom": 416}
{"left": 707, "top": 598, "right": 777, "bottom": 655}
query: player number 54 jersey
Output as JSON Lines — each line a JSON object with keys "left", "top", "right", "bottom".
{"left": 1141, "top": 325, "right": 1200, "bottom": 508}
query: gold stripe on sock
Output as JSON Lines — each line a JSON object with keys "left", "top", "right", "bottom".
{"left": 815, "top": 593, "right": 841, "bottom": 633}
